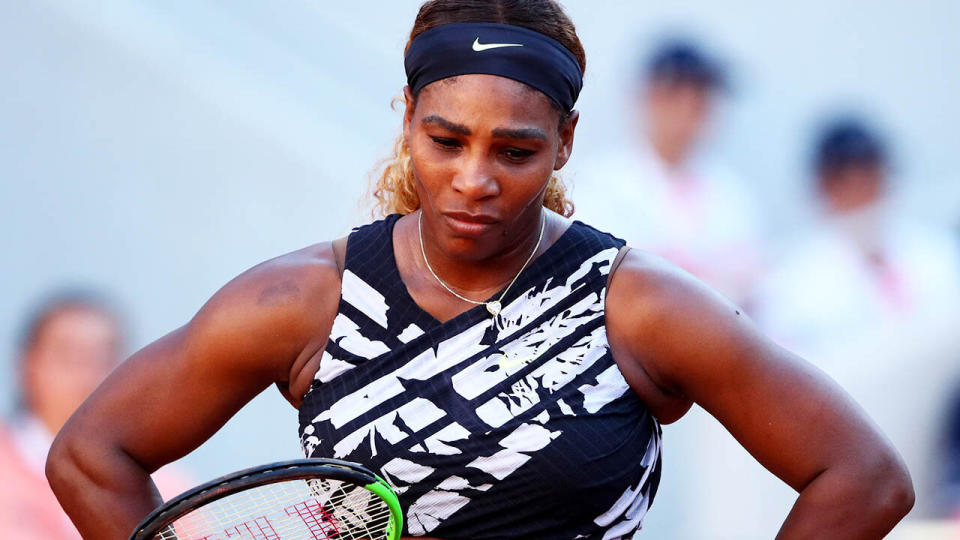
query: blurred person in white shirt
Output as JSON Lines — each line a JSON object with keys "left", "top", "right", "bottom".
{"left": 0, "top": 290, "right": 192, "bottom": 539}
{"left": 754, "top": 118, "right": 960, "bottom": 365}
{"left": 575, "top": 38, "right": 765, "bottom": 304}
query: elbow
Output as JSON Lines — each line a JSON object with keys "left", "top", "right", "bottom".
{"left": 859, "top": 450, "right": 915, "bottom": 526}
{"left": 46, "top": 422, "right": 103, "bottom": 505}
{"left": 45, "top": 429, "right": 81, "bottom": 500}
{"left": 878, "top": 464, "right": 915, "bottom": 522}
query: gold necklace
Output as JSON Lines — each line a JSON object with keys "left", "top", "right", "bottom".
{"left": 418, "top": 211, "right": 546, "bottom": 317}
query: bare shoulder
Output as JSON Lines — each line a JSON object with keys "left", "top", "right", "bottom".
{"left": 606, "top": 248, "right": 913, "bottom": 500}
{"left": 605, "top": 246, "right": 845, "bottom": 430}
{"left": 187, "top": 240, "right": 344, "bottom": 385}
{"left": 48, "top": 241, "right": 348, "bottom": 473}
{"left": 221, "top": 241, "right": 340, "bottom": 311}
{"left": 604, "top": 247, "right": 749, "bottom": 422}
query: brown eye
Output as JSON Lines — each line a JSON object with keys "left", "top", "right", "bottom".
{"left": 502, "top": 147, "right": 535, "bottom": 162}
{"left": 430, "top": 136, "right": 461, "bottom": 150}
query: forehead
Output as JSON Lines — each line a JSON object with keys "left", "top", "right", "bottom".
{"left": 416, "top": 74, "right": 559, "bottom": 128}
{"left": 34, "top": 307, "right": 119, "bottom": 344}
{"left": 648, "top": 78, "right": 714, "bottom": 99}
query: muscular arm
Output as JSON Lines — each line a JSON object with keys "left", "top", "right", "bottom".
{"left": 605, "top": 250, "right": 914, "bottom": 539}
{"left": 46, "top": 243, "right": 341, "bottom": 539}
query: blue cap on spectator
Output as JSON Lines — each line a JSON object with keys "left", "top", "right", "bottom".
{"left": 646, "top": 39, "right": 726, "bottom": 89}
{"left": 814, "top": 118, "right": 888, "bottom": 176}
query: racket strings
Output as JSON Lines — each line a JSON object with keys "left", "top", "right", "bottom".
{"left": 151, "top": 476, "right": 393, "bottom": 540}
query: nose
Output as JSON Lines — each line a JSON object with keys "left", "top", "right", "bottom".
{"left": 450, "top": 152, "right": 500, "bottom": 201}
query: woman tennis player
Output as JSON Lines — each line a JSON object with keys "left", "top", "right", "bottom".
{"left": 48, "top": 1, "right": 913, "bottom": 538}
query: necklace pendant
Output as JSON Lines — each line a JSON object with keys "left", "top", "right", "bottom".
{"left": 486, "top": 300, "right": 502, "bottom": 317}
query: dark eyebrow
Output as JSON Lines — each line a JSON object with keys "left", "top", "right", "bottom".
{"left": 422, "top": 115, "right": 547, "bottom": 141}
{"left": 421, "top": 115, "right": 471, "bottom": 136}
{"left": 491, "top": 127, "right": 548, "bottom": 141}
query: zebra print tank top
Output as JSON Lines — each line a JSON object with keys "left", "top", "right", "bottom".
{"left": 299, "top": 214, "right": 662, "bottom": 539}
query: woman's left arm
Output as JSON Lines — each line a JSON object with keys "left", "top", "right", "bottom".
{"left": 605, "top": 250, "right": 914, "bottom": 539}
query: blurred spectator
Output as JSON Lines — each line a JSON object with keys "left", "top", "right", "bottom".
{"left": 0, "top": 290, "right": 191, "bottom": 538}
{"left": 940, "top": 384, "right": 960, "bottom": 519}
{"left": 754, "top": 118, "right": 960, "bottom": 364}
{"left": 575, "top": 37, "right": 765, "bottom": 304}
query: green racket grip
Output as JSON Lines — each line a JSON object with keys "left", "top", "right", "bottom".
{"left": 366, "top": 479, "right": 403, "bottom": 540}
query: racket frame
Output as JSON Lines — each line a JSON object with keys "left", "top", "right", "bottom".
{"left": 129, "top": 458, "right": 402, "bottom": 540}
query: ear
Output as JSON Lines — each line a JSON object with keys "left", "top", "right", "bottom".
{"left": 402, "top": 86, "right": 416, "bottom": 143}
{"left": 554, "top": 109, "right": 580, "bottom": 170}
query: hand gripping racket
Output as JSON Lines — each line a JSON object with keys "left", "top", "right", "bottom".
{"left": 129, "top": 459, "right": 402, "bottom": 540}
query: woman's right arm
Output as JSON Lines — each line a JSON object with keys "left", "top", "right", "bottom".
{"left": 46, "top": 242, "right": 342, "bottom": 540}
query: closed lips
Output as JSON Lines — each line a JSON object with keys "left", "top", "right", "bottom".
{"left": 444, "top": 212, "right": 499, "bottom": 224}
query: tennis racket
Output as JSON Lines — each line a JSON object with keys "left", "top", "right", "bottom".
{"left": 129, "top": 458, "right": 402, "bottom": 540}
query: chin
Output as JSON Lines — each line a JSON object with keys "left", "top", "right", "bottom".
{"left": 442, "top": 234, "right": 499, "bottom": 261}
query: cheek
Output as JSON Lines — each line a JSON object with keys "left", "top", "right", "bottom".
{"left": 679, "top": 95, "right": 710, "bottom": 130}
{"left": 409, "top": 139, "right": 449, "bottom": 196}
{"left": 502, "top": 164, "right": 555, "bottom": 213}
{"left": 516, "top": 146, "right": 561, "bottom": 189}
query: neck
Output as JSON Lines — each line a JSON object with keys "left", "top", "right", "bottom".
{"left": 416, "top": 209, "right": 547, "bottom": 298}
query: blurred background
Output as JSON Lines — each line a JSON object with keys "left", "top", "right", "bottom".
{"left": 1, "top": 0, "right": 958, "bottom": 538}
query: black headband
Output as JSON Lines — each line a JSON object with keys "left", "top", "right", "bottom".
{"left": 405, "top": 22, "right": 583, "bottom": 111}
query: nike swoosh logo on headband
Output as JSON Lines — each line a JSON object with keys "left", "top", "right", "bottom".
{"left": 472, "top": 38, "right": 523, "bottom": 52}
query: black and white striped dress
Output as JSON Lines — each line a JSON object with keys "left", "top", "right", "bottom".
{"left": 299, "top": 214, "right": 662, "bottom": 539}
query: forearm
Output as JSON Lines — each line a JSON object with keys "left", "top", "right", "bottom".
{"left": 47, "top": 432, "right": 163, "bottom": 540}
{"left": 775, "top": 461, "right": 914, "bottom": 540}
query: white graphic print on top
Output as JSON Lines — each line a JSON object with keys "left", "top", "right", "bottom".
{"left": 299, "top": 218, "right": 661, "bottom": 539}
